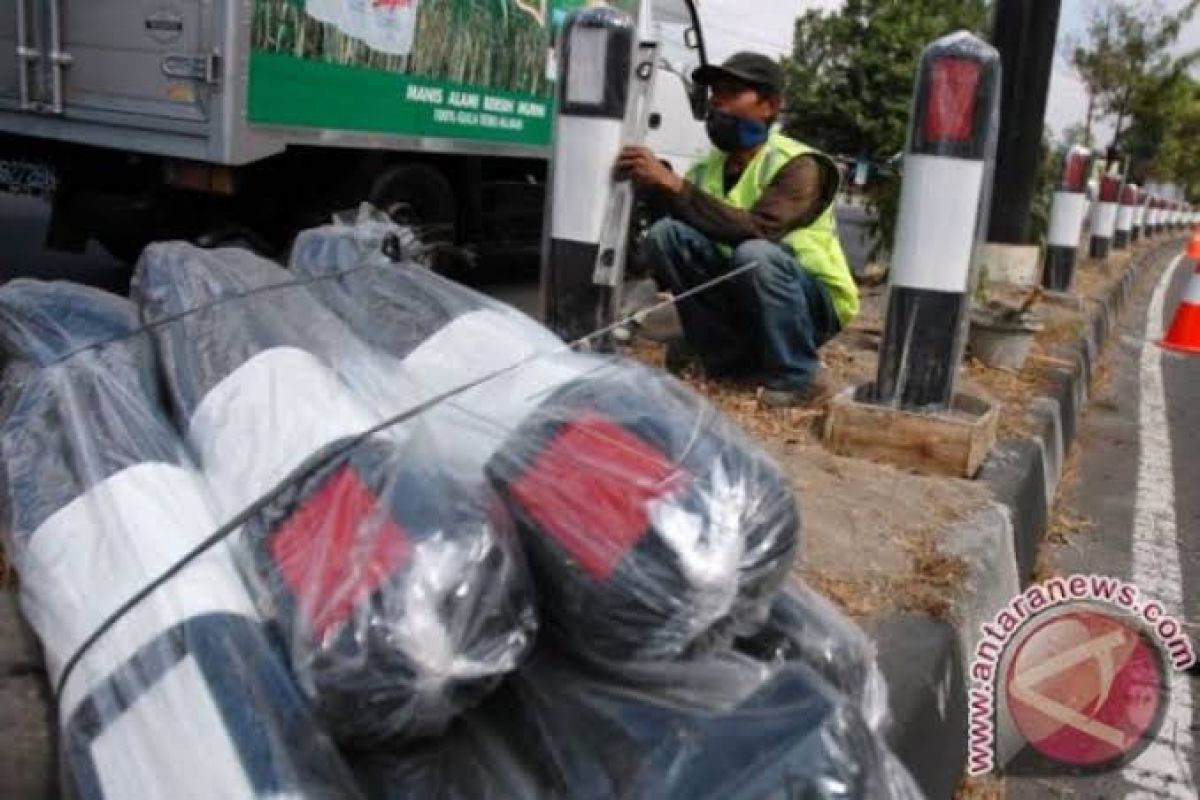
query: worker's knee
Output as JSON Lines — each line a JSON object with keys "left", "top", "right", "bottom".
{"left": 734, "top": 240, "right": 794, "bottom": 288}
{"left": 644, "top": 218, "right": 700, "bottom": 257}
{"left": 732, "top": 239, "right": 789, "bottom": 269}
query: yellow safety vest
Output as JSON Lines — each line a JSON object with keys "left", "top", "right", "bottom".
{"left": 687, "top": 133, "right": 860, "bottom": 326}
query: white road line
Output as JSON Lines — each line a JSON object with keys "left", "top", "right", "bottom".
{"left": 1126, "top": 255, "right": 1196, "bottom": 799}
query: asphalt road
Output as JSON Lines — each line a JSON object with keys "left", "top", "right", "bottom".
{"left": 0, "top": 195, "right": 130, "bottom": 293}
{"left": 1007, "top": 250, "right": 1200, "bottom": 799}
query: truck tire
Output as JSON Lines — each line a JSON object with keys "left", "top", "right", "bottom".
{"left": 367, "top": 163, "right": 458, "bottom": 269}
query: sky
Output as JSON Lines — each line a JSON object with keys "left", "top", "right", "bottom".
{"left": 695, "top": 0, "right": 1200, "bottom": 144}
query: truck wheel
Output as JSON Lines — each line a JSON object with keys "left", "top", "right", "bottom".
{"left": 367, "top": 163, "right": 459, "bottom": 270}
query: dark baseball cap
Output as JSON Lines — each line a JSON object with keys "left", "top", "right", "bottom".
{"left": 692, "top": 52, "right": 784, "bottom": 97}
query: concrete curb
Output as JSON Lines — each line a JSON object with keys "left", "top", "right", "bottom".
{"left": 872, "top": 239, "right": 1184, "bottom": 798}
{"left": 978, "top": 239, "right": 1183, "bottom": 587}
{"left": 872, "top": 502, "right": 1021, "bottom": 799}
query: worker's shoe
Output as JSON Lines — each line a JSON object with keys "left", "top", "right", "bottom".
{"left": 759, "top": 376, "right": 834, "bottom": 409}
{"left": 665, "top": 339, "right": 704, "bottom": 377}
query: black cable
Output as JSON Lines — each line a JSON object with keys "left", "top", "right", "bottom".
{"left": 52, "top": 345, "right": 537, "bottom": 701}
{"left": 44, "top": 229, "right": 760, "bottom": 699}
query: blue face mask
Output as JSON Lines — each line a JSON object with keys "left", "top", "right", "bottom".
{"left": 705, "top": 108, "right": 770, "bottom": 152}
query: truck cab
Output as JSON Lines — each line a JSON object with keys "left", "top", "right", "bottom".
{"left": 0, "top": 0, "right": 711, "bottom": 269}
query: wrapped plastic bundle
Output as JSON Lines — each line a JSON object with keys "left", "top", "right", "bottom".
{"left": 487, "top": 364, "right": 800, "bottom": 663}
{"left": 289, "top": 218, "right": 799, "bottom": 665}
{"left": 736, "top": 584, "right": 890, "bottom": 733}
{"left": 0, "top": 281, "right": 358, "bottom": 798}
{"left": 288, "top": 215, "right": 585, "bottom": 477}
{"left": 287, "top": 214, "right": 468, "bottom": 360}
{"left": 132, "top": 244, "right": 537, "bottom": 745}
{"left": 352, "top": 646, "right": 925, "bottom": 800}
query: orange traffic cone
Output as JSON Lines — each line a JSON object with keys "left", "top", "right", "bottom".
{"left": 1160, "top": 234, "right": 1200, "bottom": 354}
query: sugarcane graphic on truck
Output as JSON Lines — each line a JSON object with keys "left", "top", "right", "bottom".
{"left": 248, "top": 0, "right": 635, "bottom": 145}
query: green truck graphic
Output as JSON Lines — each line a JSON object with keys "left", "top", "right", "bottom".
{"left": 249, "top": 0, "right": 638, "bottom": 146}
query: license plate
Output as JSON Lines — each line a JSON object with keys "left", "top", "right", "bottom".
{"left": 0, "top": 159, "right": 56, "bottom": 198}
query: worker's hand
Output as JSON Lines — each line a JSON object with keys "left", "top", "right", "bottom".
{"left": 615, "top": 146, "right": 684, "bottom": 195}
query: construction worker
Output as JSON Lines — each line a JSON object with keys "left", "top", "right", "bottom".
{"left": 616, "top": 52, "right": 858, "bottom": 407}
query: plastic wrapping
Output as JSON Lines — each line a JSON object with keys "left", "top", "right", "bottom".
{"left": 352, "top": 645, "right": 924, "bottom": 800}
{"left": 486, "top": 362, "right": 799, "bottom": 664}
{"left": 132, "top": 244, "right": 537, "bottom": 745}
{"left": 288, "top": 213, "right": 590, "bottom": 478}
{"left": 290, "top": 217, "right": 799, "bottom": 665}
{"left": 736, "top": 584, "right": 890, "bottom": 733}
{"left": 0, "top": 280, "right": 359, "bottom": 798}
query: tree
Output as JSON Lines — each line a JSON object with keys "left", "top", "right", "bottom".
{"left": 1071, "top": 0, "right": 1200, "bottom": 152}
{"left": 1060, "top": 122, "right": 1093, "bottom": 148}
{"left": 1120, "top": 68, "right": 1191, "bottom": 183}
{"left": 782, "top": 0, "right": 991, "bottom": 257}
{"left": 1157, "top": 77, "right": 1200, "bottom": 195}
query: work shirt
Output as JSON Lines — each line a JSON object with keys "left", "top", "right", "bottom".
{"left": 662, "top": 133, "right": 859, "bottom": 325}
{"left": 668, "top": 154, "right": 837, "bottom": 246}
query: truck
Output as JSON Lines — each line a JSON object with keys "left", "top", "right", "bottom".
{"left": 0, "top": 0, "right": 711, "bottom": 268}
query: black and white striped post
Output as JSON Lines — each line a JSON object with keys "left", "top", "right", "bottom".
{"left": 1043, "top": 145, "right": 1091, "bottom": 292}
{"left": 1149, "top": 196, "right": 1161, "bottom": 237}
{"left": 541, "top": 5, "right": 636, "bottom": 344}
{"left": 875, "top": 32, "right": 1001, "bottom": 411}
{"left": 1114, "top": 182, "right": 1138, "bottom": 251}
{"left": 1089, "top": 174, "right": 1121, "bottom": 260}
{"left": 1131, "top": 188, "right": 1145, "bottom": 244}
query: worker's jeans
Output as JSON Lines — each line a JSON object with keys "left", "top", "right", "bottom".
{"left": 643, "top": 219, "right": 841, "bottom": 391}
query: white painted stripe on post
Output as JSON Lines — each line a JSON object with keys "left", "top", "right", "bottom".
{"left": 551, "top": 116, "right": 625, "bottom": 244}
{"left": 91, "top": 655, "right": 258, "bottom": 799}
{"left": 189, "top": 347, "right": 379, "bottom": 515}
{"left": 1125, "top": 255, "right": 1195, "bottom": 799}
{"left": 890, "top": 154, "right": 985, "bottom": 293}
{"left": 1048, "top": 192, "right": 1087, "bottom": 247}
{"left": 1095, "top": 202, "right": 1119, "bottom": 239}
{"left": 1117, "top": 205, "right": 1134, "bottom": 233}
{"left": 24, "top": 463, "right": 259, "bottom": 714}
